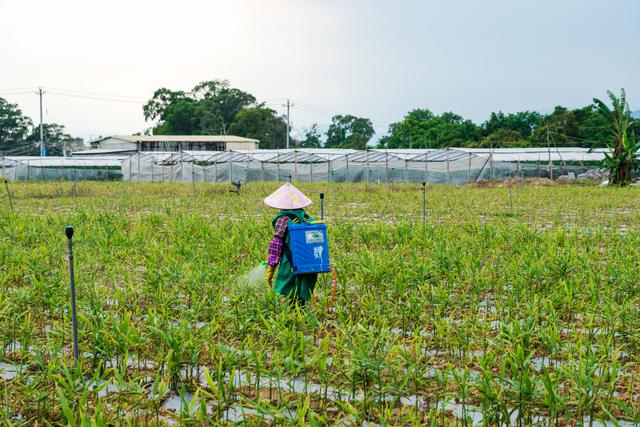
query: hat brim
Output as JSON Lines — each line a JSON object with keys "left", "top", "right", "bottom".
{"left": 264, "top": 183, "right": 312, "bottom": 210}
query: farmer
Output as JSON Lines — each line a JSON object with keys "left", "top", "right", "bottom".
{"left": 264, "top": 183, "right": 318, "bottom": 307}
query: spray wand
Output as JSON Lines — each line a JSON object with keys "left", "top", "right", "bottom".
{"left": 318, "top": 192, "right": 339, "bottom": 313}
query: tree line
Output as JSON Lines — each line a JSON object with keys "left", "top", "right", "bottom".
{"left": 141, "top": 80, "right": 376, "bottom": 150}
{"left": 143, "top": 79, "right": 639, "bottom": 150}
{"left": 379, "top": 105, "right": 639, "bottom": 150}
{"left": 1, "top": 79, "right": 638, "bottom": 155}
{"left": 0, "top": 97, "right": 79, "bottom": 156}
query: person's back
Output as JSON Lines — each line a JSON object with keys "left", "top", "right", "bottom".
{"left": 263, "top": 184, "right": 318, "bottom": 306}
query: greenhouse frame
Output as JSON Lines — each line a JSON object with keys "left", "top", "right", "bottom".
{"left": 0, "top": 148, "right": 608, "bottom": 183}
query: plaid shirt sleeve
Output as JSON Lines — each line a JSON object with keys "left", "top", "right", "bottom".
{"left": 267, "top": 216, "right": 289, "bottom": 266}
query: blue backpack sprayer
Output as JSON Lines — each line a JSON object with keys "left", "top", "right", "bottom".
{"left": 288, "top": 222, "right": 331, "bottom": 275}
{"left": 289, "top": 193, "right": 338, "bottom": 309}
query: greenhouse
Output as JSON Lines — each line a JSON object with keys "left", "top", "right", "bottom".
{"left": 0, "top": 148, "right": 608, "bottom": 183}
{"left": 0, "top": 156, "right": 125, "bottom": 181}
{"left": 120, "top": 148, "right": 607, "bottom": 184}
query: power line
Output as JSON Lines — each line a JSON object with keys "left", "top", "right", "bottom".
{"left": 292, "top": 99, "right": 391, "bottom": 127}
{"left": 293, "top": 105, "right": 388, "bottom": 131}
{"left": 0, "top": 86, "right": 37, "bottom": 93}
{"left": 44, "top": 87, "right": 148, "bottom": 101}
{"left": 0, "top": 91, "right": 36, "bottom": 96}
{"left": 548, "top": 131, "right": 606, "bottom": 145}
{"left": 46, "top": 91, "right": 144, "bottom": 104}
{"left": 1, "top": 142, "right": 38, "bottom": 156}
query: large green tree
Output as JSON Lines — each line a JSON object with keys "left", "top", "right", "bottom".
{"left": 228, "top": 106, "right": 289, "bottom": 149}
{"left": 474, "top": 128, "right": 529, "bottom": 148}
{"left": 325, "top": 115, "right": 374, "bottom": 149}
{"left": 378, "top": 109, "right": 479, "bottom": 149}
{"left": 143, "top": 80, "right": 256, "bottom": 135}
{"left": 0, "top": 97, "right": 33, "bottom": 155}
{"left": 481, "top": 111, "right": 542, "bottom": 140}
{"left": 529, "top": 106, "right": 581, "bottom": 147}
{"left": 299, "top": 123, "right": 323, "bottom": 148}
{"left": 27, "top": 123, "right": 73, "bottom": 156}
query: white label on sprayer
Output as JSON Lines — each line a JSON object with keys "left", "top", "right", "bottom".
{"left": 305, "top": 230, "right": 324, "bottom": 244}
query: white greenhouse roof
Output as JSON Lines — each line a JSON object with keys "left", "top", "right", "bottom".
{"left": 4, "top": 157, "right": 123, "bottom": 167}
{"left": 3, "top": 147, "right": 611, "bottom": 167}
{"left": 454, "top": 147, "right": 608, "bottom": 162}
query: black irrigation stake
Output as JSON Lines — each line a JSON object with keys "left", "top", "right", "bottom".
{"left": 65, "top": 226, "right": 79, "bottom": 366}
{"left": 121, "top": 176, "right": 126, "bottom": 210}
{"left": 320, "top": 192, "right": 325, "bottom": 220}
{"left": 509, "top": 173, "right": 513, "bottom": 209}
{"left": 422, "top": 182, "right": 426, "bottom": 223}
{"left": 191, "top": 168, "right": 196, "bottom": 196}
{"left": 4, "top": 179, "right": 13, "bottom": 210}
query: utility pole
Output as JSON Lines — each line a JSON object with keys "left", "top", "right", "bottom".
{"left": 283, "top": 99, "right": 294, "bottom": 149}
{"left": 38, "top": 87, "right": 45, "bottom": 156}
{"left": 546, "top": 125, "right": 552, "bottom": 180}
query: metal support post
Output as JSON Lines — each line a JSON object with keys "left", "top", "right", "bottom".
{"left": 345, "top": 154, "right": 349, "bottom": 182}
{"left": 65, "top": 226, "right": 79, "bottom": 366}
{"left": 422, "top": 182, "right": 426, "bottom": 223}
{"left": 4, "top": 179, "right": 13, "bottom": 210}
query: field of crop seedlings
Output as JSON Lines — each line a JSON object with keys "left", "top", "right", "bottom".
{"left": 1, "top": 180, "right": 640, "bottom": 426}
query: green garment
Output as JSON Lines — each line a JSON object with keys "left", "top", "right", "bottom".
{"left": 272, "top": 209, "right": 318, "bottom": 302}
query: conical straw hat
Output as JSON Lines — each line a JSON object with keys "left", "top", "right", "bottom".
{"left": 264, "top": 182, "right": 312, "bottom": 210}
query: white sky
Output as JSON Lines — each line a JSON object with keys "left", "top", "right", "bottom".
{"left": 1, "top": 0, "right": 638, "bottom": 142}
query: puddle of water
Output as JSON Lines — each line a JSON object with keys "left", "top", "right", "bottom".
{"left": 478, "top": 298, "right": 497, "bottom": 314}
{"left": 85, "top": 378, "right": 145, "bottom": 398}
{"left": 162, "top": 392, "right": 194, "bottom": 412}
{"left": 433, "top": 399, "right": 637, "bottom": 427}
{"left": 5, "top": 341, "right": 30, "bottom": 353}
{"left": 161, "top": 391, "right": 215, "bottom": 418}
{"left": 0, "top": 362, "right": 23, "bottom": 380}
{"left": 436, "top": 401, "right": 484, "bottom": 425}
{"left": 104, "top": 356, "right": 157, "bottom": 371}
{"left": 593, "top": 366, "right": 632, "bottom": 378}
{"left": 389, "top": 327, "right": 432, "bottom": 338}
{"left": 583, "top": 419, "right": 637, "bottom": 427}
{"left": 531, "top": 356, "right": 558, "bottom": 371}
{"left": 340, "top": 415, "right": 381, "bottom": 427}
{"left": 424, "top": 349, "right": 447, "bottom": 357}
{"left": 223, "top": 405, "right": 273, "bottom": 422}
{"left": 560, "top": 327, "right": 622, "bottom": 338}
{"left": 390, "top": 327, "right": 410, "bottom": 337}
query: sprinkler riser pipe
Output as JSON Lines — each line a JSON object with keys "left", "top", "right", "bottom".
{"left": 422, "top": 182, "right": 426, "bottom": 223}
{"left": 66, "top": 226, "right": 79, "bottom": 365}
{"left": 4, "top": 180, "right": 13, "bottom": 210}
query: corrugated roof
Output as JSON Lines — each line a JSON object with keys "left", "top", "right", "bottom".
{"left": 71, "top": 148, "right": 135, "bottom": 156}
{"left": 112, "top": 135, "right": 259, "bottom": 143}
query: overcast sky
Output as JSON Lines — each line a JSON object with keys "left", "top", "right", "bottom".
{"left": 1, "top": 0, "right": 638, "bottom": 142}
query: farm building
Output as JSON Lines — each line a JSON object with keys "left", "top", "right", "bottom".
{"left": 76, "top": 135, "right": 259, "bottom": 155}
